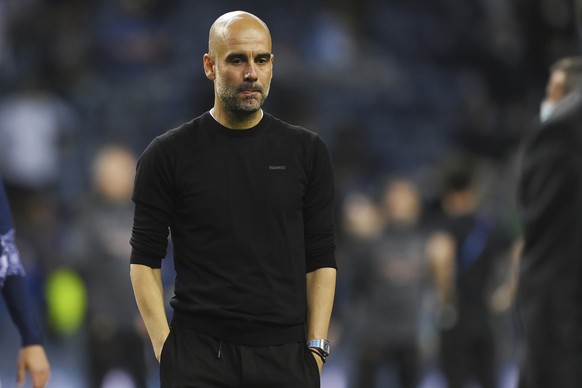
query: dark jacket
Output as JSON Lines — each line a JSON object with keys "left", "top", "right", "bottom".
{"left": 517, "top": 92, "right": 582, "bottom": 388}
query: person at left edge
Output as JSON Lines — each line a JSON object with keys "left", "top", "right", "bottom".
{"left": 0, "top": 177, "right": 51, "bottom": 388}
{"left": 130, "top": 10, "right": 337, "bottom": 388}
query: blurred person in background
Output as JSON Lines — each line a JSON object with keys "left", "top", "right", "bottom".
{"left": 0, "top": 176, "right": 50, "bottom": 388}
{"left": 334, "top": 190, "right": 384, "bottom": 329}
{"left": 429, "top": 163, "right": 516, "bottom": 388}
{"left": 0, "top": 78, "right": 78, "bottom": 280}
{"left": 517, "top": 56, "right": 582, "bottom": 388}
{"left": 329, "top": 190, "right": 384, "bottom": 388}
{"left": 69, "top": 144, "right": 147, "bottom": 388}
{"left": 130, "top": 10, "right": 336, "bottom": 388}
{"left": 348, "top": 177, "right": 434, "bottom": 388}
{"left": 0, "top": 78, "right": 77, "bottom": 201}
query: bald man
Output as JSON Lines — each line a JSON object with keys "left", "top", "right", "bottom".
{"left": 130, "top": 11, "right": 336, "bottom": 388}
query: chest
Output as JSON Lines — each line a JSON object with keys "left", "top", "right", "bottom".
{"left": 172, "top": 137, "right": 308, "bottom": 219}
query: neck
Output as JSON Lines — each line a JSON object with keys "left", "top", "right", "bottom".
{"left": 210, "top": 107, "right": 263, "bottom": 129}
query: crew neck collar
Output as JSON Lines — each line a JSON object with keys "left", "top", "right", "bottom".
{"left": 206, "top": 111, "right": 267, "bottom": 137}
{"left": 209, "top": 108, "right": 264, "bottom": 129}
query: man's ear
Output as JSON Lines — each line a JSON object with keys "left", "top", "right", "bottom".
{"left": 203, "top": 53, "right": 216, "bottom": 80}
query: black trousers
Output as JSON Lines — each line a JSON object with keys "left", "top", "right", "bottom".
{"left": 160, "top": 325, "right": 320, "bottom": 388}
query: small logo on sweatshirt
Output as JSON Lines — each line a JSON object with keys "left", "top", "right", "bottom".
{"left": 269, "top": 165, "right": 287, "bottom": 170}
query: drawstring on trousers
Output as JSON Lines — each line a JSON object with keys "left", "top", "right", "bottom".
{"left": 217, "top": 340, "right": 223, "bottom": 359}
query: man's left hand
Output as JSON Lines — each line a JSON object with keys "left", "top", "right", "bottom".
{"left": 17, "top": 345, "right": 50, "bottom": 388}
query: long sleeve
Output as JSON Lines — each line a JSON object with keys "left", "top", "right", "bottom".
{"left": 130, "top": 138, "right": 174, "bottom": 268}
{"left": 303, "top": 136, "right": 337, "bottom": 272}
{"left": 2, "top": 275, "right": 43, "bottom": 346}
{"left": 0, "top": 179, "right": 43, "bottom": 346}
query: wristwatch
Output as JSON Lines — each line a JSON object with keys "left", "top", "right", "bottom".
{"left": 307, "top": 338, "right": 331, "bottom": 357}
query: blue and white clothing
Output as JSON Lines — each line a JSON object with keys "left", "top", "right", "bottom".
{"left": 0, "top": 228, "right": 25, "bottom": 287}
{"left": 0, "top": 178, "right": 42, "bottom": 346}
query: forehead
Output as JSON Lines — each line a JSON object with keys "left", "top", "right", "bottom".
{"left": 215, "top": 20, "right": 271, "bottom": 57}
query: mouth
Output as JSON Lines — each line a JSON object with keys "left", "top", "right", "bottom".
{"left": 238, "top": 86, "right": 262, "bottom": 96}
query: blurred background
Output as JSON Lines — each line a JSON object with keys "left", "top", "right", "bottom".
{"left": 0, "top": 0, "right": 579, "bottom": 387}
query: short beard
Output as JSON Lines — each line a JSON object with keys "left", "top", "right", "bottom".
{"left": 216, "top": 80, "right": 269, "bottom": 117}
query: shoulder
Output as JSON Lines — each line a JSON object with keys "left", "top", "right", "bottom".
{"left": 519, "top": 96, "right": 582, "bottom": 201}
{"left": 141, "top": 113, "right": 211, "bottom": 156}
{"left": 156, "top": 113, "right": 210, "bottom": 143}
{"left": 264, "top": 113, "right": 328, "bottom": 148}
{"left": 265, "top": 113, "right": 316, "bottom": 137}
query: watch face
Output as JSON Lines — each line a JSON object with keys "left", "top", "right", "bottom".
{"left": 308, "top": 339, "right": 330, "bottom": 357}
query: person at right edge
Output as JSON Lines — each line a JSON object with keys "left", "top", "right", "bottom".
{"left": 517, "top": 56, "right": 582, "bottom": 388}
{"left": 129, "top": 10, "right": 337, "bottom": 388}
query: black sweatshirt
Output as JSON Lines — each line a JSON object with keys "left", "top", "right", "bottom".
{"left": 130, "top": 112, "right": 336, "bottom": 345}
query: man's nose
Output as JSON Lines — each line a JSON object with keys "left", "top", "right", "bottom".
{"left": 243, "top": 62, "right": 258, "bottom": 82}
